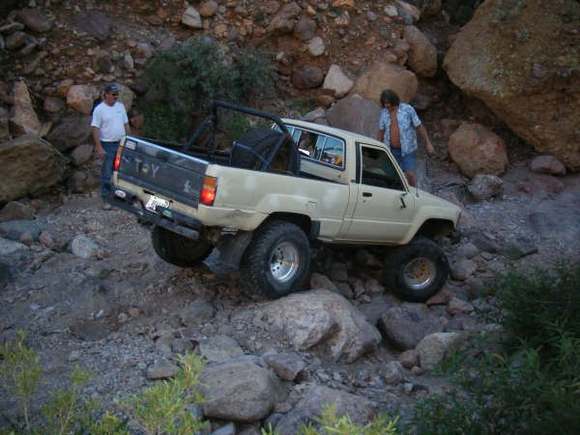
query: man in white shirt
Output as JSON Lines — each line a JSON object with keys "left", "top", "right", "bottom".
{"left": 91, "top": 83, "right": 130, "bottom": 199}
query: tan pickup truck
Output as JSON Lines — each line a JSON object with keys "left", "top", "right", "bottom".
{"left": 108, "top": 101, "right": 460, "bottom": 302}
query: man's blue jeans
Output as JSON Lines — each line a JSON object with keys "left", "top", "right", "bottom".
{"left": 100, "top": 141, "right": 120, "bottom": 199}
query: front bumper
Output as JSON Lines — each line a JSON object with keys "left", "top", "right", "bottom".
{"left": 105, "top": 190, "right": 202, "bottom": 240}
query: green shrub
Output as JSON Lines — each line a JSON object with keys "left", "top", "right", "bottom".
{"left": 140, "top": 37, "right": 275, "bottom": 142}
{"left": 0, "top": 331, "right": 42, "bottom": 432}
{"left": 126, "top": 353, "right": 206, "bottom": 435}
{"left": 413, "top": 264, "right": 580, "bottom": 435}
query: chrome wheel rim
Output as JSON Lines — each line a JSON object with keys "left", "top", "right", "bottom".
{"left": 403, "top": 257, "right": 437, "bottom": 290}
{"left": 269, "top": 241, "right": 300, "bottom": 283}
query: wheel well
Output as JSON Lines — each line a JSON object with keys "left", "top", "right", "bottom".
{"left": 263, "top": 212, "right": 312, "bottom": 236}
{"left": 416, "top": 219, "right": 455, "bottom": 239}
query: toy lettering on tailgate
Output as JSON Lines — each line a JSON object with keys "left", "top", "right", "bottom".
{"left": 133, "top": 157, "right": 160, "bottom": 178}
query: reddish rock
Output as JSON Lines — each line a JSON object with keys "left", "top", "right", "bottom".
{"left": 351, "top": 61, "right": 418, "bottom": 104}
{"left": 444, "top": 0, "right": 580, "bottom": 171}
{"left": 292, "top": 65, "right": 324, "bottom": 89}
{"left": 426, "top": 288, "right": 452, "bottom": 306}
{"left": 10, "top": 81, "right": 41, "bottom": 136}
{"left": 66, "top": 84, "right": 99, "bottom": 115}
{"left": 448, "top": 122, "right": 509, "bottom": 178}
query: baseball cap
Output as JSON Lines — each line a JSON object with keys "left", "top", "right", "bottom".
{"left": 104, "top": 83, "right": 120, "bottom": 93}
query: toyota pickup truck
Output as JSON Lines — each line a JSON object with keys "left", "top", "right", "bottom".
{"left": 107, "top": 101, "right": 461, "bottom": 302}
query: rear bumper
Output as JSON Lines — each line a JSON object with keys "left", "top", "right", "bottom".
{"left": 105, "top": 190, "right": 202, "bottom": 240}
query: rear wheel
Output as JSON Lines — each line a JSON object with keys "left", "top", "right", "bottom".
{"left": 241, "top": 221, "right": 311, "bottom": 298}
{"left": 151, "top": 226, "right": 213, "bottom": 267}
{"left": 383, "top": 237, "right": 449, "bottom": 302}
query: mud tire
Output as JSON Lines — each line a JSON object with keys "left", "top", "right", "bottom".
{"left": 151, "top": 226, "right": 213, "bottom": 267}
{"left": 383, "top": 237, "right": 449, "bottom": 302}
{"left": 241, "top": 221, "right": 311, "bottom": 298}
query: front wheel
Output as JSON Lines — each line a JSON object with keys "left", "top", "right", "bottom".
{"left": 151, "top": 226, "right": 213, "bottom": 267}
{"left": 241, "top": 221, "right": 311, "bottom": 298}
{"left": 383, "top": 237, "right": 449, "bottom": 302}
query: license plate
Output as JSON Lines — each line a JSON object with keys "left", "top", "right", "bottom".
{"left": 145, "top": 195, "right": 169, "bottom": 212}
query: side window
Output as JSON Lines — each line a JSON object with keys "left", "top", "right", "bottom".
{"left": 294, "top": 128, "right": 345, "bottom": 169}
{"left": 360, "top": 145, "right": 405, "bottom": 191}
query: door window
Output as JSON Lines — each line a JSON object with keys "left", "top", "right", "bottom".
{"left": 360, "top": 145, "right": 405, "bottom": 191}
{"left": 295, "top": 128, "right": 345, "bottom": 169}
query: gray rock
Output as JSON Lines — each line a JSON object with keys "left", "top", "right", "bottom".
{"left": 0, "top": 238, "right": 28, "bottom": 257}
{"left": 383, "top": 361, "right": 404, "bottom": 385}
{"left": 18, "top": 8, "right": 52, "bottom": 33}
{"left": 456, "top": 242, "right": 479, "bottom": 259}
{"left": 5, "top": 31, "right": 27, "bottom": 50}
{"left": 182, "top": 6, "right": 202, "bottom": 29}
{"left": 211, "top": 423, "right": 236, "bottom": 435}
{"left": 468, "top": 174, "right": 503, "bottom": 201}
{"left": 450, "top": 258, "right": 477, "bottom": 281}
{"left": 68, "top": 170, "right": 99, "bottom": 194}
{"left": 263, "top": 289, "right": 381, "bottom": 363}
{"left": 416, "top": 332, "right": 466, "bottom": 370}
{"left": 329, "top": 262, "right": 348, "bottom": 282}
{"left": 70, "top": 235, "right": 102, "bottom": 259}
{"left": 0, "top": 201, "right": 35, "bottom": 222}
{"left": 72, "top": 12, "right": 112, "bottom": 41}
{"left": 307, "top": 37, "right": 325, "bottom": 57}
{"left": 69, "top": 320, "right": 112, "bottom": 341}
{"left": 0, "top": 220, "right": 43, "bottom": 241}
{"left": 268, "top": 2, "right": 302, "bottom": 34}
{"left": 0, "top": 106, "right": 9, "bottom": 142}
{"left": 398, "top": 349, "right": 419, "bottom": 369}
{"left": 199, "top": 336, "right": 244, "bottom": 363}
{"left": 200, "top": 360, "right": 284, "bottom": 422}
{"left": 263, "top": 352, "right": 306, "bottom": 381}
{"left": 71, "top": 144, "right": 94, "bottom": 166}
{"left": 302, "top": 107, "right": 326, "bottom": 123}
{"left": 179, "top": 301, "right": 216, "bottom": 326}
{"left": 530, "top": 155, "right": 566, "bottom": 176}
{"left": 378, "top": 304, "right": 444, "bottom": 350}
{"left": 274, "top": 386, "right": 375, "bottom": 435}
{"left": 322, "top": 64, "right": 354, "bottom": 98}
{"left": 146, "top": 359, "right": 179, "bottom": 380}
{"left": 446, "top": 297, "right": 474, "bottom": 316}
{"left": 10, "top": 81, "right": 41, "bottom": 136}
{"left": 43, "top": 96, "right": 65, "bottom": 113}
{"left": 46, "top": 114, "right": 92, "bottom": 152}
{"left": 294, "top": 16, "right": 316, "bottom": 41}
{"left": 327, "top": 95, "right": 381, "bottom": 140}
{"left": 467, "top": 231, "right": 500, "bottom": 253}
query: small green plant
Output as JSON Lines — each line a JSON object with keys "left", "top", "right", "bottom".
{"left": 0, "top": 331, "right": 42, "bottom": 432}
{"left": 127, "top": 353, "right": 206, "bottom": 435}
{"left": 261, "top": 405, "right": 399, "bottom": 435}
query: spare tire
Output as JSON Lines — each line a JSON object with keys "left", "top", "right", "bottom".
{"left": 230, "top": 128, "right": 298, "bottom": 173}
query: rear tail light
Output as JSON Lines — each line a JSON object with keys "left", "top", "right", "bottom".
{"left": 200, "top": 176, "right": 218, "bottom": 206}
{"left": 113, "top": 146, "right": 123, "bottom": 172}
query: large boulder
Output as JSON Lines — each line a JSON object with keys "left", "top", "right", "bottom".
{"left": 199, "top": 359, "right": 284, "bottom": 422}
{"left": 326, "top": 95, "right": 381, "bottom": 140}
{"left": 46, "top": 114, "right": 92, "bottom": 152}
{"left": 66, "top": 84, "right": 99, "bottom": 115}
{"left": 351, "top": 61, "right": 418, "bottom": 104}
{"left": 404, "top": 25, "right": 437, "bottom": 77}
{"left": 444, "top": 0, "right": 580, "bottom": 171}
{"left": 18, "top": 8, "right": 52, "bottom": 33}
{"left": 9, "top": 81, "right": 41, "bottom": 136}
{"left": 0, "top": 135, "right": 66, "bottom": 203}
{"left": 268, "top": 2, "right": 302, "bottom": 34}
{"left": 292, "top": 65, "right": 324, "bottom": 90}
{"left": 274, "top": 386, "right": 376, "bottom": 435}
{"left": 448, "top": 122, "right": 509, "bottom": 178}
{"left": 262, "top": 289, "right": 381, "bottom": 363}
{"left": 72, "top": 11, "right": 113, "bottom": 41}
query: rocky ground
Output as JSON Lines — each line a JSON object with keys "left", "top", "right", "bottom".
{"left": 1, "top": 155, "right": 578, "bottom": 433}
{"left": 1, "top": 0, "right": 579, "bottom": 433}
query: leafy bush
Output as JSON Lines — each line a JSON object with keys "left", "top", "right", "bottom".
{"left": 140, "top": 37, "right": 275, "bottom": 142}
{"left": 413, "top": 264, "right": 580, "bottom": 435}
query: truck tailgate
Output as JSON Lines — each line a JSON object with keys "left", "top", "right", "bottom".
{"left": 117, "top": 137, "right": 209, "bottom": 208}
